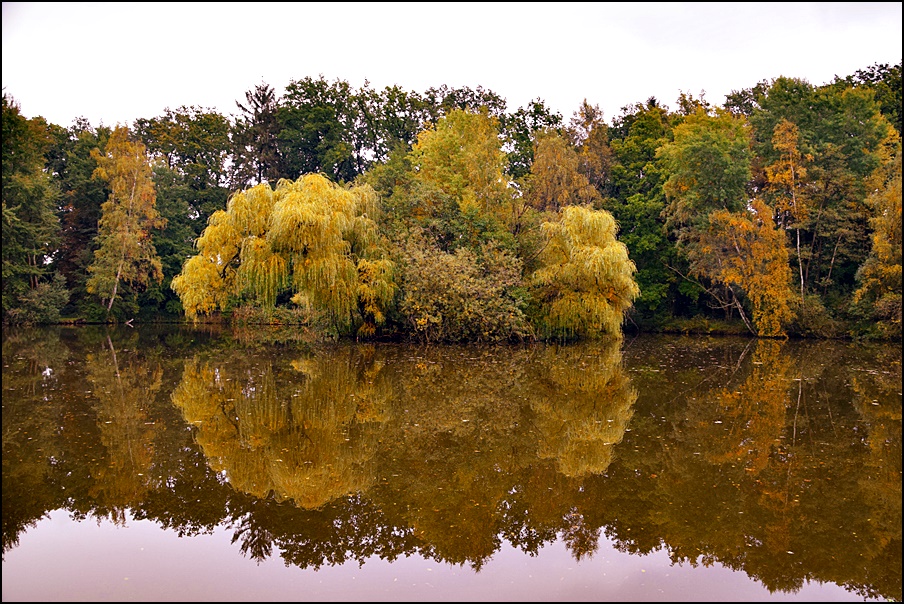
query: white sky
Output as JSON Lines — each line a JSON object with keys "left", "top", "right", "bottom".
{"left": 2, "top": 2, "right": 902, "bottom": 128}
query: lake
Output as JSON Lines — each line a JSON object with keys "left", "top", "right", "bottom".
{"left": 2, "top": 325, "right": 900, "bottom": 602}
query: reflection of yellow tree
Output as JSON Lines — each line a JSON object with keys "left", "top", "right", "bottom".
{"left": 655, "top": 339, "right": 797, "bottom": 568}
{"left": 377, "top": 341, "right": 635, "bottom": 566}
{"left": 379, "top": 346, "right": 529, "bottom": 568}
{"left": 85, "top": 335, "right": 162, "bottom": 521}
{"left": 529, "top": 340, "right": 636, "bottom": 477}
{"left": 171, "top": 346, "right": 391, "bottom": 509}
{"left": 698, "top": 340, "right": 791, "bottom": 475}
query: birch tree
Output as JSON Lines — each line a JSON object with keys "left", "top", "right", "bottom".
{"left": 86, "top": 126, "right": 165, "bottom": 315}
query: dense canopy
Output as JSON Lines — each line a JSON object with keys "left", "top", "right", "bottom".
{"left": 2, "top": 62, "right": 901, "bottom": 340}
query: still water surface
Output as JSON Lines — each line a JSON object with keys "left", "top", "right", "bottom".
{"left": 2, "top": 325, "right": 900, "bottom": 601}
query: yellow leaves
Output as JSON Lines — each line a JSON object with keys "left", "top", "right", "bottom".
{"left": 412, "top": 109, "right": 509, "bottom": 215}
{"left": 171, "top": 254, "right": 233, "bottom": 320}
{"left": 532, "top": 206, "right": 639, "bottom": 338}
{"left": 86, "top": 126, "right": 164, "bottom": 309}
{"left": 172, "top": 173, "right": 394, "bottom": 333}
{"left": 527, "top": 129, "right": 601, "bottom": 212}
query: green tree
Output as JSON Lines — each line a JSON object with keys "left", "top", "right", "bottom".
{"left": 749, "top": 77, "right": 895, "bottom": 324}
{"left": 231, "top": 82, "right": 282, "bottom": 188}
{"left": 86, "top": 126, "right": 165, "bottom": 316}
{"left": 601, "top": 99, "right": 686, "bottom": 326}
{"left": 133, "top": 106, "right": 233, "bottom": 316}
{"left": 659, "top": 107, "right": 755, "bottom": 325}
{"left": 45, "top": 119, "right": 111, "bottom": 315}
{"left": 277, "top": 76, "right": 360, "bottom": 182}
{"left": 502, "top": 98, "right": 563, "bottom": 179}
{"left": 660, "top": 108, "right": 751, "bottom": 233}
{"left": 420, "top": 84, "right": 508, "bottom": 128}
{"left": 133, "top": 105, "right": 231, "bottom": 222}
{"left": 1, "top": 94, "right": 65, "bottom": 323}
{"left": 831, "top": 61, "right": 902, "bottom": 135}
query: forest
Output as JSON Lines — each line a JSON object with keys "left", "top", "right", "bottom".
{"left": 2, "top": 61, "right": 901, "bottom": 341}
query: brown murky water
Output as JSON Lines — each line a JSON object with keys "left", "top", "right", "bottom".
{"left": 2, "top": 325, "right": 900, "bottom": 601}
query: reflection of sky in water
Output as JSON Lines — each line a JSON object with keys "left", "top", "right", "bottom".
{"left": 2, "top": 510, "right": 873, "bottom": 602}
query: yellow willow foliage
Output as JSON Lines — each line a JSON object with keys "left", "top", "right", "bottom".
{"left": 701, "top": 200, "right": 794, "bottom": 337}
{"left": 237, "top": 236, "right": 288, "bottom": 309}
{"left": 532, "top": 206, "right": 639, "bottom": 338}
{"left": 356, "top": 258, "right": 396, "bottom": 335}
{"left": 171, "top": 254, "right": 234, "bottom": 319}
{"left": 229, "top": 182, "right": 276, "bottom": 237}
{"left": 172, "top": 193, "right": 260, "bottom": 318}
{"left": 173, "top": 174, "right": 393, "bottom": 330}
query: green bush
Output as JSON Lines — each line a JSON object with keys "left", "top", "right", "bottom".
{"left": 787, "top": 295, "right": 843, "bottom": 338}
{"left": 4, "top": 273, "right": 70, "bottom": 325}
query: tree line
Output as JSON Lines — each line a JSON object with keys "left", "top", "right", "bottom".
{"left": 2, "top": 63, "right": 901, "bottom": 340}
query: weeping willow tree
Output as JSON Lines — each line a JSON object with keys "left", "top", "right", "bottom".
{"left": 171, "top": 174, "right": 395, "bottom": 335}
{"left": 531, "top": 205, "right": 639, "bottom": 338}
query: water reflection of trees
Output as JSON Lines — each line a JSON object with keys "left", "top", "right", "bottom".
{"left": 612, "top": 336, "right": 902, "bottom": 601}
{"left": 1, "top": 328, "right": 900, "bottom": 601}
{"left": 171, "top": 347, "right": 391, "bottom": 509}
{"left": 169, "top": 340, "right": 637, "bottom": 568}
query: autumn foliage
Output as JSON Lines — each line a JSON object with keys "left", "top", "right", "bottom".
{"left": 3, "top": 62, "right": 901, "bottom": 339}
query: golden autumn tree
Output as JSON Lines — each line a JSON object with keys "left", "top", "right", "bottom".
{"left": 531, "top": 205, "right": 639, "bottom": 338}
{"left": 411, "top": 108, "right": 510, "bottom": 217}
{"left": 853, "top": 145, "right": 902, "bottom": 338}
{"left": 765, "top": 118, "right": 811, "bottom": 305}
{"left": 87, "top": 126, "right": 165, "bottom": 314}
{"left": 171, "top": 174, "right": 395, "bottom": 335}
{"left": 694, "top": 199, "right": 794, "bottom": 337}
{"left": 525, "top": 129, "right": 601, "bottom": 212}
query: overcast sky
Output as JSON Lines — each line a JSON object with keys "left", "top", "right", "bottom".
{"left": 2, "top": 2, "right": 902, "bottom": 129}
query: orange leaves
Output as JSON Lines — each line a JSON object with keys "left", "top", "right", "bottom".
{"left": 702, "top": 200, "right": 794, "bottom": 337}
